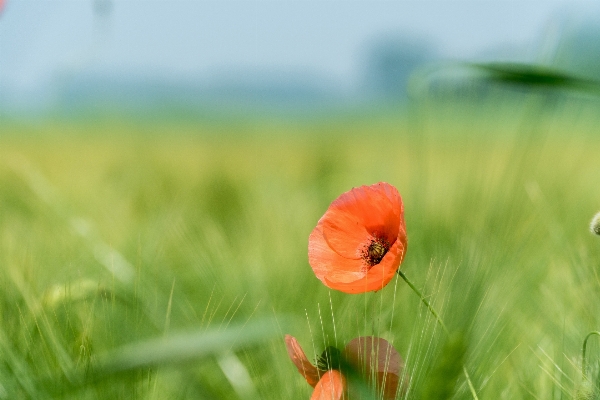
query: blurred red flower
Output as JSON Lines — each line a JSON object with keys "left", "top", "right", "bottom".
{"left": 310, "top": 370, "right": 346, "bottom": 400}
{"left": 285, "top": 334, "right": 406, "bottom": 400}
{"left": 308, "top": 182, "right": 407, "bottom": 293}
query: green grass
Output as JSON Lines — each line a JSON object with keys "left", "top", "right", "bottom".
{"left": 1, "top": 94, "right": 600, "bottom": 399}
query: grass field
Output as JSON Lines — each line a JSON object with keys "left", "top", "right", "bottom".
{"left": 1, "top": 93, "right": 600, "bottom": 399}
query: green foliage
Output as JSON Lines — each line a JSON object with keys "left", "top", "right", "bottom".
{"left": 472, "top": 62, "right": 600, "bottom": 93}
{"left": 420, "top": 333, "right": 467, "bottom": 400}
{"left": 0, "top": 96, "right": 600, "bottom": 398}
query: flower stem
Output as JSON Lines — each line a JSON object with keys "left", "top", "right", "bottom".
{"left": 582, "top": 331, "right": 600, "bottom": 380}
{"left": 397, "top": 270, "right": 449, "bottom": 334}
{"left": 397, "top": 270, "right": 479, "bottom": 400}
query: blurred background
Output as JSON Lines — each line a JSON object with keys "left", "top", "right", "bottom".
{"left": 2, "top": 0, "right": 600, "bottom": 117}
{"left": 3, "top": 1, "right": 600, "bottom": 399}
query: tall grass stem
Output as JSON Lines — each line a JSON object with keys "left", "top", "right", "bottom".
{"left": 398, "top": 270, "right": 479, "bottom": 400}
{"left": 581, "top": 331, "right": 600, "bottom": 380}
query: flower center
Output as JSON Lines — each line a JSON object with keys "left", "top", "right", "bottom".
{"left": 362, "top": 237, "right": 391, "bottom": 267}
{"left": 316, "top": 346, "right": 343, "bottom": 371}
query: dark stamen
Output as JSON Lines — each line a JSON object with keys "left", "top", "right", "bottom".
{"left": 316, "top": 346, "right": 342, "bottom": 371}
{"left": 362, "top": 237, "right": 390, "bottom": 267}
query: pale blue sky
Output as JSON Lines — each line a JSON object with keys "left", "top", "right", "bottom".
{"left": 0, "top": 1, "right": 597, "bottom": 102}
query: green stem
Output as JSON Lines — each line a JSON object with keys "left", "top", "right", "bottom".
{"left": 582, "top": 331, "right": 600, "bottom": 380}
{"left": 398, "top": 270, "right": 479, "bottom": 400}
{"left": 398, "top": 270, "right": 449, "bottom": 334}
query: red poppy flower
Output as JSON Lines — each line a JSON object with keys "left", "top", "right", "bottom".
{"left": 311, "top": 370, "right": 346, "bottom": 400}
{"left": 308, "top": 182, "right": 407, "bottom": 293}
{"left": 285, "top": 334, "right": 406, "bottom": 400}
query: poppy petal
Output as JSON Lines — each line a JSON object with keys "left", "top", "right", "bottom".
{"left": 323, "top": 236, "right": 405, "bottom": 293}
{"left": 309, "top": 224, "right": 366, "bottom": 284}
{"left": 343, "top": 337, "right": 406, "bottom": 400}
{"left": 363, "top": 233, "right": 406, "bottom": 283}
{"left": 381, "top": 182, "right": 404, "bottom": 225}
{"left": 358, "top": 183, "right": 402, "bottom": 243}
{"left": 310, "top": 370, "right": 346, "bottom": 400}
{"left": 376, "top": 372, "right": 407, "bottom": 400}
{"left": 320, "top": 208, "right": 370, "bottom": 260}
{"left": 324, "top": 268, "right": 368, "bottom": 284}
{"left": 285, "top": 335, "right": 322, "bottom": 388}
{"left": 309, "top": 182, "right": 407, "bottom": 294}
{"left": 321, "top": 183, "right": 401, "bottom": 259}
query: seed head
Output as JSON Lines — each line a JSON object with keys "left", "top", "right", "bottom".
{"left": 576, "top": 379, "right": 595, "bottom": 400}
{"left": 590, "top": 212, "right": 600, "bottom": 236}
